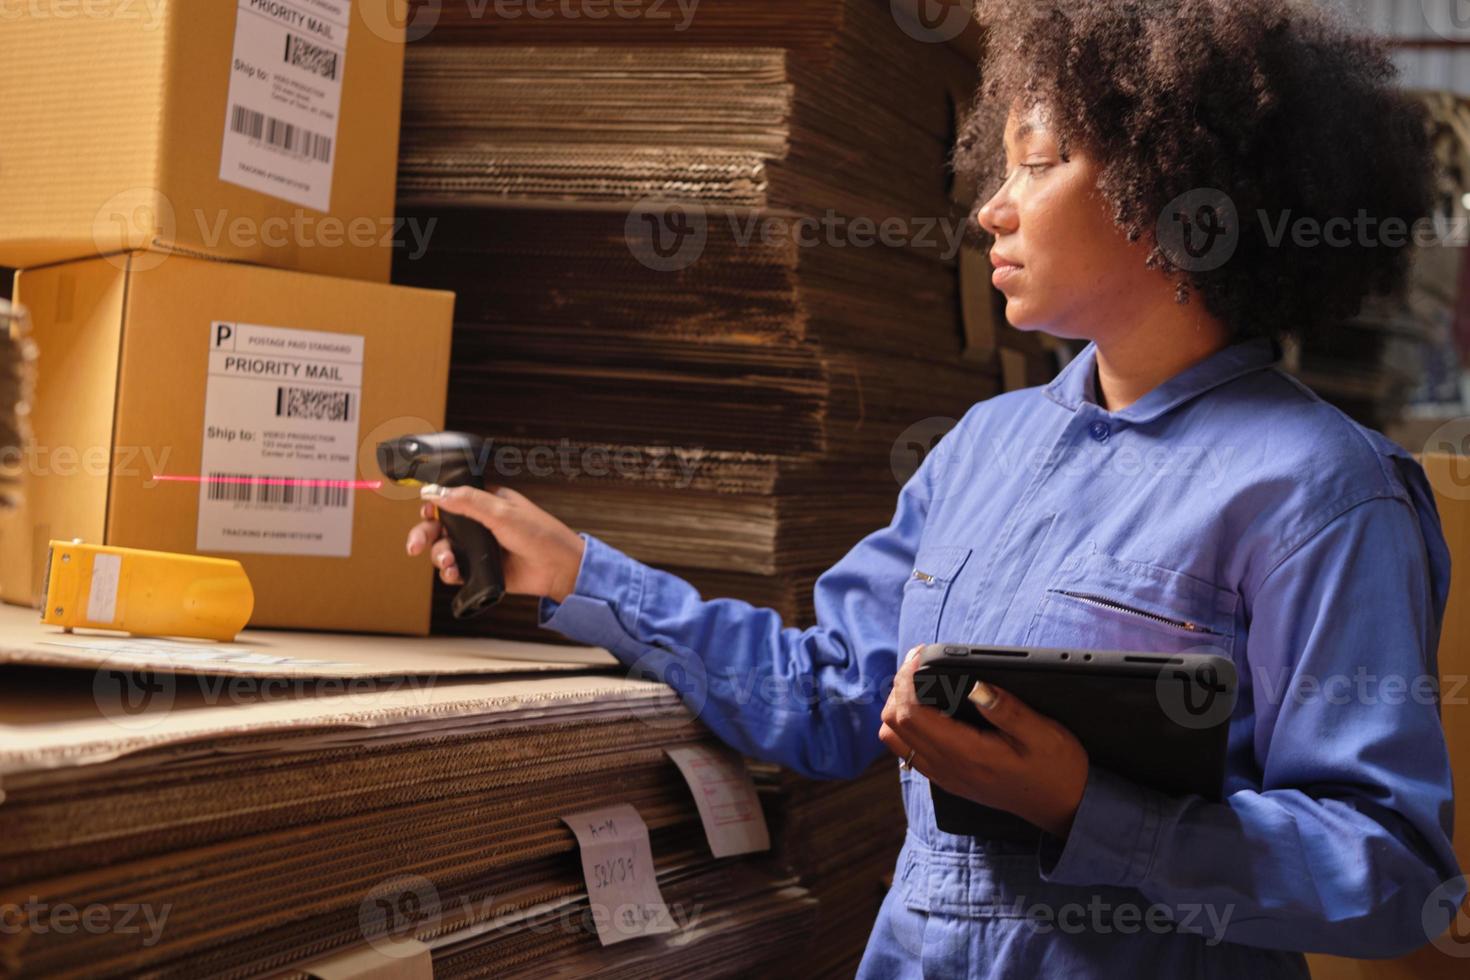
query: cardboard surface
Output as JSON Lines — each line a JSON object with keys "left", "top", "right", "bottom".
{"left": 0, "top": 0, "right": 406, "bottom": 282}
{"left": 6, "top": 254, "right": 454, "bottom": 634}
{"left": 393, "top": 9, "right": 999, "bottom": 641}
{"left": 0, "top": 604, "right": 626, "bottom": 779}
{"left": 1308, "top": 453, "right": 1470, "bottom": 976}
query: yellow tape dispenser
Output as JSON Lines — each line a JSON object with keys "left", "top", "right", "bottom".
{"left": 39, "top": 541, "right": 255, "bottom": 642}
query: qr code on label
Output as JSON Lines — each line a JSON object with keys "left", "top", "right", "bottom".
{"left": 285, "top": 33, "right": 339, "bottom": 81}
{"left": 276, "top": 386, "right": 354, "bottom": 423}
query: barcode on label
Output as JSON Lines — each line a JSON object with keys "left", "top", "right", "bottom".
{"left": 276, "top": 386, "right": 354, "bottom": 422}
{"left": 229, "top": 105, "right": 333, "bottom": 164}
{"left": 206, "top": 473, "right": 350, "bottom": 510}
{"left": 285, "top": 33, "right": 339, "bottom": 81}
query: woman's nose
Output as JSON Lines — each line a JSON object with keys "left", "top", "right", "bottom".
{"left": 976, "top": 183, "right": 1017, "bottom": 238}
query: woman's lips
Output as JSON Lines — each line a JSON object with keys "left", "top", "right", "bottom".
{"left": 990, "top": 251, "right": 1023, "bottom": 288}
{"left": 991, "top": 261, "right": 1023, "bottom": 288}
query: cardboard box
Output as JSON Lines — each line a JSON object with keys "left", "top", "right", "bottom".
{"left": 5, "top": 253, "right": 453, "bottom": 634}
{"left": 1308, "top": 453, "right": 1470, "bottom": 977}
{"left": 0, "top": 0, "right": 408, "bottom": 282}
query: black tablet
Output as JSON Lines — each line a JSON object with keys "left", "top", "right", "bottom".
{"left": 912, "top": 643, "right": 1238, "bottom": 839}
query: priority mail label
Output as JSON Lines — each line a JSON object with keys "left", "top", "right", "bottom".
{"left": 198, "top": 321, "right": 364, "bottom": 557}
{"left": 219, "top": 0, "right": 351, "bottom": 211}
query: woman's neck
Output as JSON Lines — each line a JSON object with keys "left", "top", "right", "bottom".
{"left": 1091, "top": 306, "right": 1232, "bottom": 413}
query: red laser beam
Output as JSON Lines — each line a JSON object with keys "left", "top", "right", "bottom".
{"left": 154, "top": 475, "right": 384, "bottom": 490}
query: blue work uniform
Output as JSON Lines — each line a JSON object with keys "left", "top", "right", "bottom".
{"left": 537, "top": 337, "right": 1464, "bottom": 977}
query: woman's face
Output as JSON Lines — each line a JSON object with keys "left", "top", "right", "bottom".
{"left": 976, "top": 104, "right": 1156, "bottom": 341}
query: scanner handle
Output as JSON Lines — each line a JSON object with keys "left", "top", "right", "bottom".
{"left": 439, "top": 510, "right": 507, "bottom": 619}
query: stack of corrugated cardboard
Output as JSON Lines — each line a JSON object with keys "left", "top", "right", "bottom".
{"left": 752, "top": 759, "right": 908, "bottom": 978}
{"left": 0, "top": 8, "right": 838, "bottom": 976}
{"left": 0, "top": 607, "right": 812, "bottom": 978}
{"left": 392, "top": 0, "right": 1008, "bottom": 637}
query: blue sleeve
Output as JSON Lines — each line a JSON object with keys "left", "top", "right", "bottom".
{"left": 534, "top": 422, "right": 956, "bottom": 780}
{"left": 1037, "top": 494, "right": 1464, "bottom": 957}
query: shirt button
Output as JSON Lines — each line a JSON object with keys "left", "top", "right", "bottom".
{"left": 1088, "top": 421, "right": 1111, "bottom": 443}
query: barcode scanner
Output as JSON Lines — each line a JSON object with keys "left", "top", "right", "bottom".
{"left": 376, "top": 432, "right": 506, "bottom": 619}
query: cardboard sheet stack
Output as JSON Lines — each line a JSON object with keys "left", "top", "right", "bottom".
{"left": 0, "top": 607, "right": 815, "bottom": 978}
{"left": 752, "top": 759, "right": 908, "bottom": 978}
{"left": 393, "top": 0, "right": 1002, "bottom": 637}
{"left": 413, "top": 0, "right": 850, "bottom": 47}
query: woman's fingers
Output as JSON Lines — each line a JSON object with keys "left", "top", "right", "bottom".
{"left": 881, "top": 646, "right": 953, "bottom": 764}
{"left": 431, "top": 486, "right": 510, "bottom": 528}
{"left": 967, "top": 683, "right": 1050, "bottom": 750}
{"left": 405, "top": 517, "right": 443, "bottom": 557}
{"left": 430, "top": 537, "right": 461, "bottom": 585}
{"left": 878, "top": 722, "right": 919, "bottom": 769}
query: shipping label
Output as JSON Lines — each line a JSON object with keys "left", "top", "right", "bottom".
{"left": 219, "top": 0, "right": 351, "bottom": 210}
{"left": 199, "top": 321, "right": 364, "bottom": 557}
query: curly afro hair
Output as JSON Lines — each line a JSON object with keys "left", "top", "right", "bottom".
{"left": 954, "top": 0, "right": 1439, "bottom": 343}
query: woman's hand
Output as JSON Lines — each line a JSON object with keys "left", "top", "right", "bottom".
{"left": 405, "top": 486, "right": 587, "bottom": 603}
{"left": 879, "top": 646, "right": 1089, "bottom": 840}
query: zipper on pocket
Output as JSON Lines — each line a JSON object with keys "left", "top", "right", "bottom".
{"left": 1053, "top": 589, "right": 1222, "bottom": 635}
{"left": 911, "top": 569, "right": 937, "bottom": 585}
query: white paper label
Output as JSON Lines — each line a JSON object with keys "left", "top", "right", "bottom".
{"left": 665, "top": 745, "right": 771, "bottom": 858}
{"left": 220, "top": 0, "right": 351, "bottom": 211}
{"left": 198, "top": 321, "right": 364, "bottom": 557}
{"left": 560, "top": 804, "right": 676, "bottom": 946}
{"left": 86, "top": 553, "right": 122, "bottom": 625}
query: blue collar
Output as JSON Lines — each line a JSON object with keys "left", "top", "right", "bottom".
{"left": 1043, "top": 336, "right": 1283, "bottom": 424}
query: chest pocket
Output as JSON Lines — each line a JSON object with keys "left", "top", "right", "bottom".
{"left": 1024, "top": 547, "right": 1237, "bottom": 657}
{"left": 898, "top": 544, "right": 972, "bottom": 650}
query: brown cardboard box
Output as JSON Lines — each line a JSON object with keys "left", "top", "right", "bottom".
{"left": 0, "top": 0, "right": 408, "bottom": 282}
{"left": 0, "top": 495, "right": 33, "bottom": 607}
{"left": 4, "top": 253, "right": 453, "bottom": 634}
{"left": 1308, "top": 453, "right": 1470, "bottom": 976}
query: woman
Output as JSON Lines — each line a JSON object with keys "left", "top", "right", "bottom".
{"left": 406, "top": 0, "right": 1464, "bottom": 975}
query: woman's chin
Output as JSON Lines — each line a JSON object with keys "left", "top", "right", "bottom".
{"left": 1001, "top": 301, "right": 1045, "bottom": 333}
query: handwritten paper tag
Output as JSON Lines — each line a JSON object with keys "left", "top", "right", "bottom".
{"left": 560, "top": 803, "right": 676, "bottom": 946}
{"left": 666, "top": 745, "right": 771, "bottom": 858}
